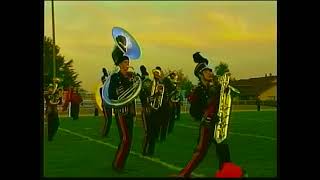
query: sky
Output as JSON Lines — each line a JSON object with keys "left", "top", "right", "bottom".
{"left": 44, "top": 1, "right": 277, "bottom": 92}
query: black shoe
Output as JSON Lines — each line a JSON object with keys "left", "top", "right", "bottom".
{"left": 112, "top": 164, "right": 124, "bottom": 173}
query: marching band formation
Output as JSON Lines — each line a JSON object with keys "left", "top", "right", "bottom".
{"left": 44, "top": 27, "right": 245, "bottom": 177}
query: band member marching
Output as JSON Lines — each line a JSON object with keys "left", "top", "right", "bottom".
{"left": 100, "top": 67, "right": 113, "bottom": 137}
{"left": 177, "top": 52, "right": 244, "bottom": 177}
{"left": 167, "top": 71, "right": 181, "bottom": 134}
{"left": 138, "top": 65, "right": 156, "bottom": 156}
{"left": 107, "top": 45, "right": 136, "bottom": 171}
{"left": 44, "top": 79, "right": 63, "bottom": 141}
{"left": 101, "top": 27, "right": 143, "bottom": 172}
{"left": 150, "top": 66, "right": 171, "bottom": 142}
{"left": 63, "top": 86, "right": 83, "bottom": 120}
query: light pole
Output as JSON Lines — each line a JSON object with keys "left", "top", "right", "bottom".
{"left": 51, "top": 0, "right": 56, "bottom": 79}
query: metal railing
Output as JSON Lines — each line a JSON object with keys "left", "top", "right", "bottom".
{"left": 43, "top": 92, "right": 276, "bottom": 116}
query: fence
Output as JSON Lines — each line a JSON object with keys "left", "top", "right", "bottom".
{"left": 44, "top": 92, "right": 276, "bottom": 116}
{"left": 232, "top": 100, "right": 277, "bottom": 107}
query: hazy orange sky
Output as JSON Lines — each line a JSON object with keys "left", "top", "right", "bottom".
{"left": 44, "top": 1, "right": 277, "bottom": 92}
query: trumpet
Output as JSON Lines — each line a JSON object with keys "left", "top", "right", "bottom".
{"left": 213, "top": 72, "right": 240, "bottom": 144}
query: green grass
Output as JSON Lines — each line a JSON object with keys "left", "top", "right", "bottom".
{"left": 43, "top": 110, "right": 277, "bottom": 177}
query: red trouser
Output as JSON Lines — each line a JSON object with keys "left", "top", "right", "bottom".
{"left": 178, "top": 123, "right": 231, "bottom": 177}
{"left": 112, "top": 112, "right": 134, "bottom": 171}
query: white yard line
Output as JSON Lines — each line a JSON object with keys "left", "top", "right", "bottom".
{"left": 175, "top": 123, "right": 277, "bottom": 141}
{"left": 57, "top": 128, "right": 206, "bottom": 177}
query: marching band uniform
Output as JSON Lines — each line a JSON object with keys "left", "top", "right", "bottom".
{"left": 167, "top": 72, "right": 180, "bottom": 134}
{"left": 100, "top": 68, "right": 113, "bottom": 137}
{"left": 139, "top": 65, "right": 156, "bottom": 156}
{"left": 44, "top": 84, "right": 62, "bottom": 141}
{"left": 71, "top": 88, "right": 82, "bottom": 120}
{"left": 64, "top": 87, "right": 82, "bottom": 120}
{"left": 151, "top": 67, "right": 170, "bottom": 142}
{"left": 109, "top": 46, "right": 136, "bottom": 171}
{"left": 178, "top": 52, "right": 242, "bottom": 177}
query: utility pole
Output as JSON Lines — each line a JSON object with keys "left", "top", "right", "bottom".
{"left": 51, "top": 0, "right": 56, "bottom": 79}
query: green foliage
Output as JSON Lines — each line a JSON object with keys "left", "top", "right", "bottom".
{"left": 214, "top": 62, "right": 230, "bottom": 76}
{"left": 43, "top": 36, "right": 82, "bottom": 90}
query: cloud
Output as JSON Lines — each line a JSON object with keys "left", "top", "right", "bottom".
{"left": 44, "top": 1, "right": 277, "bottom": 91}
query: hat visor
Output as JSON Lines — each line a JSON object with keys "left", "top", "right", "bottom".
{"left": 152, "top": 69, "right": 161, "bottom": 74}
{"left": 200, "top": 66, "right": 212, "bottom": 73}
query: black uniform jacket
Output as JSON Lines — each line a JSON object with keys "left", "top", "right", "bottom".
{"left": 188, "top": 82, "right": 221, "bottom": 121}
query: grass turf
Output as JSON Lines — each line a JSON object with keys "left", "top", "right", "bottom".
{"left": 43, "top": 110, "right": 277, "bottom": 177}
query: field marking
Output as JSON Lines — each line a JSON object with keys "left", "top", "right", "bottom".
{"left": 58, "top": 109, "right": 276, "bottom": 117}
{"left": 57, "top": 127, "right": 206, "bottom": 177}
{"left": 231, "top": 109, "right": 276, "bottom": 112}
{"left": 175, "top": 123, "right": 277, "bottom": 141}
{"left": 230, "top": 118, "right": 276, "bottom": 123}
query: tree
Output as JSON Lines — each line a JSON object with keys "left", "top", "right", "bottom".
{"left": 214, "top": 62, "right": 230, "bottom": 76}
{"left": 43, "top": 36, "right": 82, "bottom": 90}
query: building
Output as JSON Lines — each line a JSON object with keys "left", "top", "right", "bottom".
{"left": 230, "top": 75, "right": 277, "bottom": 101}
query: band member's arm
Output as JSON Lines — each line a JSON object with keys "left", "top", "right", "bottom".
{"left": 188, "top": 88, "right": 203, "bottom": 120}
{"left": 108, "top": 74, "right": 118, "bottom": 100}
{"left": 204, "top": 84, "right": 221, "bottom": 121}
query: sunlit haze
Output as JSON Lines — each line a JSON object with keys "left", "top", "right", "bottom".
{"left": 44, "top": 1, "right": 277, "bottom": 92}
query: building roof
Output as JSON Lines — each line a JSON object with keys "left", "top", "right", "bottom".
{"left": 230, "top": 75, "right": 277, "bottom": 97}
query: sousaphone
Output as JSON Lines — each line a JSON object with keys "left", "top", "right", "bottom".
{"left": 101, "top": 27, "right": 142, "bottom": 108}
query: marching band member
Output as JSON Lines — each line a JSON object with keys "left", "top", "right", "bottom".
{"left": 177, "top": 52, "right": 244, "bottom": 177}
{"left": 100, "top": 67, "right": 113, "bottom": 137}
{"left": 44, "top": 83, "right": 62, "bottom": 141}
{"left": 151, "top": 67, "right": 171, "bottom": 142}
{"left": 108, "top": 45, "right": 136, "bottom": 171}
{"left": 63, "top": 86, "right": 83, "bottom": 120}
{"left": 167, "top": 71, "right": 181, "bottom": 134}
{"left": 138, "top": 65, "right": 156, "bottom": 156}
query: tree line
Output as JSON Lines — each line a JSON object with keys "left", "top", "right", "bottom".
{"left": 43, "top": 35, "right": 232, "bottom": 97}
{"left": 43, "top": 36, "right": 82, "bottom": 90}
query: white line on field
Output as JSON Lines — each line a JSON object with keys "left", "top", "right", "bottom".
{"left": 57, "top": 127, "right": 206, "bottom": 177}
{"left": 57, "top": 109, "right": 276, "bottom": 117}
{"left": 175, "top": 123, "right": 277, "bottom": 141}
{"left": 229, "top": 118, "right": 276, "bottom": 123}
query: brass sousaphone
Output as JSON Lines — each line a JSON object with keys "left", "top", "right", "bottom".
{"left": 101, "top": 27, "right": 142, "bottom": 108}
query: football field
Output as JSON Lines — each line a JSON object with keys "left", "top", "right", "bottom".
{"left": 43, "top": 109, "right": 277, "bottom": 177}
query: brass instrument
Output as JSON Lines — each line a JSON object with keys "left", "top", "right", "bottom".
{"left": 101, "top": 27, "right": 142, "bottom": 108}
{"left": 213, "top": 72, "right": 240, "bottom": 143}
{"left": 95, "top": 68, "right": 110, "bottom": 112}
{"left": 150, "top": 81, "right": 165, "bottom": 110}
{"left": 169, "top": 72, "right": 180, "bottom": 103}
{"left": 170, "top": 89, "right": 180, "bottom": 103}
{"left": 47, "top": 77, "right": 63, "bottom": 105}
{"left": 95, "top": 82, "right": 104, "bottom": 112}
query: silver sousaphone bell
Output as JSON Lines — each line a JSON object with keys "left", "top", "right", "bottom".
{"left": 101, "top": 27, "right": 142, "bottom": 108}
{"left": 112, "top": 27, "right": 141, "bottom": 60}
